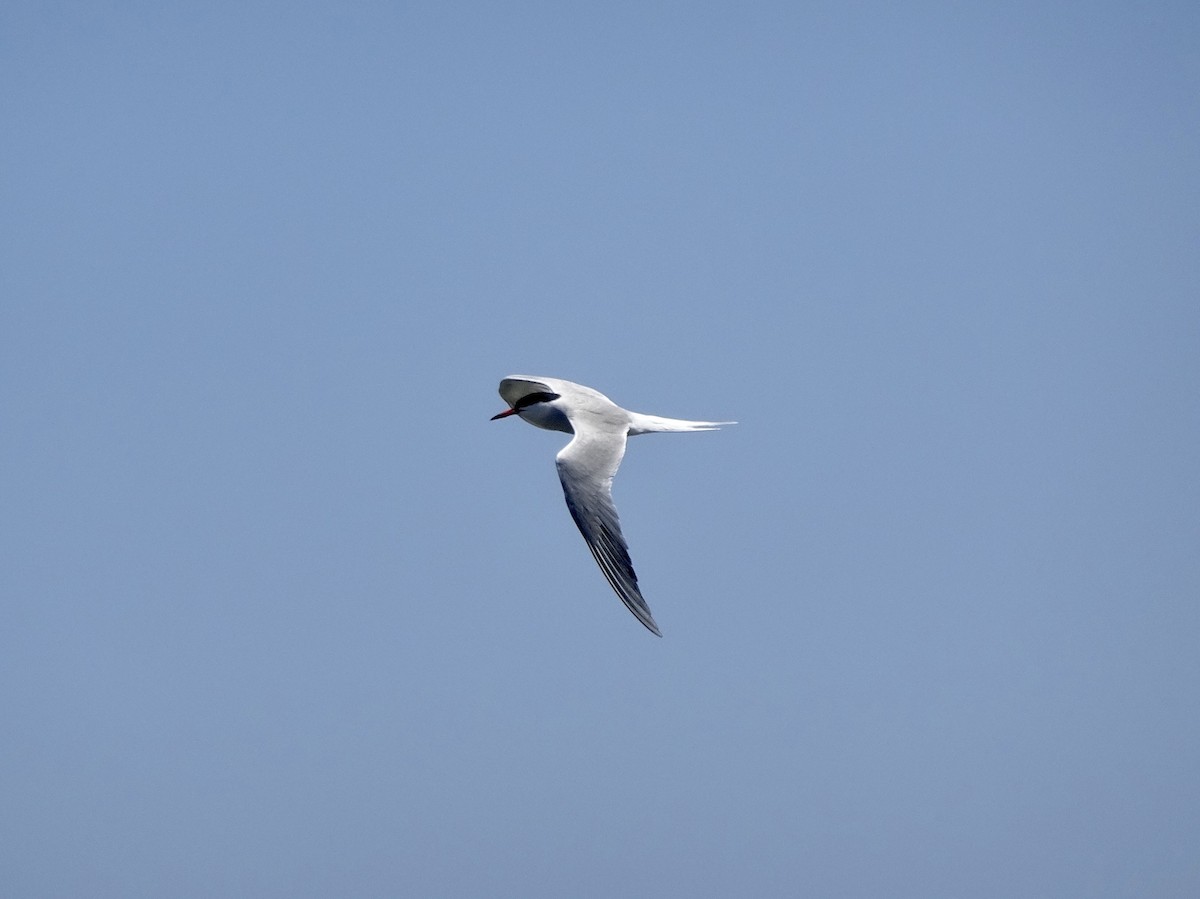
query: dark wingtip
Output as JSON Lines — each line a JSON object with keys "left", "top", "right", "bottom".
{"left": 630, "top": 603, "right": 662, "bottom": 637}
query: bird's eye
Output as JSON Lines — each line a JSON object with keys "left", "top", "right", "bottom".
{"left": 514, "top": 391, "right": 561, "bottom": 410}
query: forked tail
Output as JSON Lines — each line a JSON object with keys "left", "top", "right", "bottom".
{"left": 627, "top": 412, "right": 736, "bottom": 435}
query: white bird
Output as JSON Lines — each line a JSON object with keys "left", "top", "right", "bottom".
{"left": 491, "top": 376, "right": 733, "bottom": 636}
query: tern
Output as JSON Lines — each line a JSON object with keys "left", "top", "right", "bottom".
{"left": 491, "top": 376, "right": 733, "bottom": 636}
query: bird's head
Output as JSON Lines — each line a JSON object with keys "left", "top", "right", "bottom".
{"left": 490, "top": 377, "right": 572, "bottom": 433}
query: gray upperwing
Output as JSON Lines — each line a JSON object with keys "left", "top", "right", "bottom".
{"left": 555, "top": 429, "right": 662, "bottom": 637}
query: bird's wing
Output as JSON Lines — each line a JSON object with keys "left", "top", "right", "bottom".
{"left": 555, "top": 424, "right": 661, "bottom": 637}
{"left": 498, "top": 377, "right": 557, "bottom": 408}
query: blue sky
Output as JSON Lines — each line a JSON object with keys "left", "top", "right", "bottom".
{"left": 2, "top": 2, "right": 1198, "bottom": 896}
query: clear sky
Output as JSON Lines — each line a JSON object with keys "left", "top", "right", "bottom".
{"left": 3, "top": 3, "right": 1198, "bottom": 897}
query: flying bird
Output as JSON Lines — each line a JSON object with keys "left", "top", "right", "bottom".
{"left": 491, "top": 376, "right": 733, "bottom": 636}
